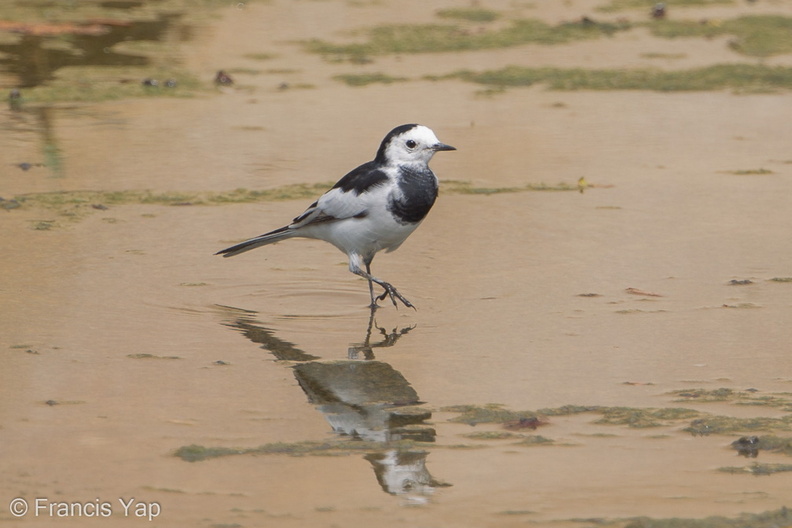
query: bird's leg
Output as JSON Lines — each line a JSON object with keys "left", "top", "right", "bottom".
{"left": 365, "top": 261, "right": 393, "bottom": 306}
{"left": 364, "top": 261, "right": 378, "bottom": 309}
{"left": 348, "top": 306, "right": 377, "bottom": 360}
{"left": 351, "top": 256, "right": 415, "bottom": 310}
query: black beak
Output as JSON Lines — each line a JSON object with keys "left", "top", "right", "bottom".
{"left": 432, "top": 142, "right": 456, "bottom": 152}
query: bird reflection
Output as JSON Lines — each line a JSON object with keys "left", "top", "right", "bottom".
{"left": 348, "top": 308, "right": 415, "bottom": 360}
{"left": 219, "top": 305, "right": 319, "bottom": 361}
{"left": 366, "top": 450, "right": 450, "bottom": 501}
{"left": 215, "top": 305, "right": 450, "bottom": 501}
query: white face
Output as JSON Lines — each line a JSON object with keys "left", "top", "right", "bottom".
{"left": 383, "top": 125, "right": 449, "bottom": 165}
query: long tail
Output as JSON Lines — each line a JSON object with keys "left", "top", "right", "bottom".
{"left": 215, "top": 226, "right": 295, "bottom": 258}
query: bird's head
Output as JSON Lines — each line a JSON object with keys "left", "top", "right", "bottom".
{"left": 375, "top": 124, "right": 456, "bottom": 166}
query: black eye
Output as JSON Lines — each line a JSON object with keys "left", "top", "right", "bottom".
{"left": 406, "top": 140, "right": 417, "bottom": 149}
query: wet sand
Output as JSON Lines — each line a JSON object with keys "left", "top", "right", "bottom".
{"left": 2, "top": 1, "right": 792, "bottom": 526}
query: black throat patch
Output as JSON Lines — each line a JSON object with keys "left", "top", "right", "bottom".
{"left": 387, "top": 165, "right": 438, "bottom": 224}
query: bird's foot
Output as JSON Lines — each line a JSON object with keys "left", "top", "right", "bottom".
{"left": 376, "top": 283, "right": 415, "bottom": 310}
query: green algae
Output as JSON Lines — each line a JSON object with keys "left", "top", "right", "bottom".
{"left": 539, "top": 405, "right": 605, "bottom": 416}
{"left": 306, "top": 13, "right": 792, "bottom": 65}
{"left": 444, "top": 403, "right": 701, "bottom": 429}
{"left": 444, "top": 403, "right": 539, "bottom": 426}
{"left": 8, "top": 183, "right": 334, "bottom": 227}
{"left": 462, "top": 431, "right": 521, "bottom": 440}
{"left": 8, "top": 179, "right": 582, "bottom": 229}
{"left": 617, "top": 507, "right": 792, "bottom": 528}
{"left": 727, "top": 168, "right": 774, "bottom": 175}
{"left": 671, "top": 388, "right": 792, "bottom": 411}
{"left": 13, "top": 180, "right": 575, "bottom": 212}
{"left": 175, "top": 440, "right": 426, "bottom": 462}
{"left": 16, "top": 68, "right": 202, "bottom": 104}
{"left": 304, "top": 18, "right": 632, "bottom": 61}
{"left": 0, "top": 0, "right": 241, "bottom": 24}
{"left": 515, "top": 435, "right": 555, "bottom": 446}
{"left": 596, "top": 407, "right": 701, "bottom": 428}
{"left": 435, "top": 8, "right": 501, "bottom": 23}
{"left": 127, "top": 353, "right": 181, "bottom": 360}
{"left": 648, "top": 15, "right": 792, "bottom": 58}
{"left": 718, "top": 463, "right": 792, "bottom": 476}
{"left": 333, "top": 72, "right": 409, "bottom": 86}
{"left": 442, "top": 179, "right": 577, "bottom": 194}
{"left": 670, "top": 387, "right": 740, "bottom": 402}
{"left": 685, "top": 415, "right": 792, "bottom": 436}
{"left": 599, "top": 0, "right": 733, "bottom": 11}
{"left": 438, "top": 64, "right": 792, "bottom": 93}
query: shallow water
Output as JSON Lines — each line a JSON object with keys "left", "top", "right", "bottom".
{"left": 0, "top": 13, "right": 187, "bottom": 88}
{"left": 2, "top": 1, "right": 792, "bottom": 526}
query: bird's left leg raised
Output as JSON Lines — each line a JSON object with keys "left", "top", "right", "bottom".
{"left": 350, "top": 254, "right": 415, "bottom": 309}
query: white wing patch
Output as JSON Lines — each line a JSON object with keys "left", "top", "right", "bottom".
{"left": 317, "top": 187, "right": 370, "bottom": 219}
{"left": 291, "top": 186, "right": 385, "bottom": 228}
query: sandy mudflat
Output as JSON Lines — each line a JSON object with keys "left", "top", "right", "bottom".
{"left": 2, "top": 0, "right": 792, "bottom": 526}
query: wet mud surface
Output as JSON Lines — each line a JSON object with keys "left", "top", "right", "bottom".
{"left": 2, "top": 0, "right": 792, "bottom": 526}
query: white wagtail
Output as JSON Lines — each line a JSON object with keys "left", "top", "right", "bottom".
{"left": 216, "top": 124, "right": 456, "bottom": 309}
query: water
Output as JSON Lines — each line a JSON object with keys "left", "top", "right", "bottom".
{"left": 2, "top": 1, "right": 792, "bottom": 526}
{"left": 0, "top": 12, "right": 188, "bottom": 88}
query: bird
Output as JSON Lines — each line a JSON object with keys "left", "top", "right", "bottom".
{"left": 216, "top": 124, "right": 456, "bottom": 309}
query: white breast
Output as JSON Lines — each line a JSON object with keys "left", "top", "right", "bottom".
{"left": 300, "top": 184, "right": 420, "bottom": 257}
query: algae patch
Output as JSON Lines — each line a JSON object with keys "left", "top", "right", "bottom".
{"left": 725, "top": 168, "right": 774, "bottom": 175}
{"left": 443, "top": 399, "right": 792, "bottom": 436}
{"left": 611, "top": 507, "right": 792, "bottom": 528}
{"left": 435, "top": 8, "right": 501, "bottom": 23}
{"left": 670, "top": 388, "right": 792, "bottom": 411}
{"left": 596, "top": 407, "right": 700, "bottom": 428}
{"left": 685, "top": 415, "right": 792, "bottom": 436}
{"left": 647, "top": 15, "right": 792, "bottom": 58}
{"left": 304, "top": 18, "right": 631, "bottom": 61}
{"left": 444, "top": 403, "right": 701, "bottom": 429}
{"left": 9, "top": 180, "right": 581, "bottom": 228}
{"left": 436, "top": 64, "right": 792, "bottom": 93}
{"left": 333, "top": 72, "right": 409, "bottom": 87}
{"left": 599, "top": 0, "right": 733, "bottom": 12}
{"left": 127, "top": 353, "right": 181, "bottom": 360}
{"left": 174, "top": 440, "right": 426, "bottom": 462}
{"left": 515, "top": 435, "right": 555, "bottom": 446}
{"left": 20, "top": 68, "right": 202, "bottom": 104}
{"left": 307, "top": 12, "right": 792, "bottom": 61}
{"left": 718, "top": 463, "right": 792, "bottom": 476}
{"left": 461, "top": 431, "right": 521, "bottom": 440}
{"left": 442, "top": 180, "right": 577, "bottom": 194}
{"left": 444, "top": 404, "right": 540, "bottom": 426}
{"left": 9, "top": 184, "right": 334, "bottom": 228}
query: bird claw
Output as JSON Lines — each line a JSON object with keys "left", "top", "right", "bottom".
{"left": 376, "top": 284, "right": 415, "bottom": 310}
